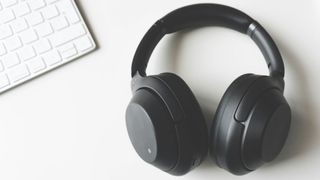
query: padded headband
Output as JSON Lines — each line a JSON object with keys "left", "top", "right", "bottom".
{"left": 131, "top": 4, "right": 285, "bottom": 78}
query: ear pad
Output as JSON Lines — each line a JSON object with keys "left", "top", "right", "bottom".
{"left": 155, "top": 73, "right": 208, "bottom": 174}
{"left": 126, "top": 73, "right": 208, "bottom": 176}
{"left": 210, "top": 74, "right": 291, "bottom": 175}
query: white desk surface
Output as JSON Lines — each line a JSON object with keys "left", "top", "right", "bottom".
{"left": 0, "top": 0, "right": 319, "bottom": 179}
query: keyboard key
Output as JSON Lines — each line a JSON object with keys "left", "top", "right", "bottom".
{"left": 0, "top": 63, "right": 4, "bottom": 72}
{"left": 27, "top": 57, "right": 46, "bottom": 73}
{"left": 0, "top": 61, "right": 4, "bottom": 72}
{"left": 74, "top": 36, "right": 93, "bottom": 52}
{"left": 7, "top": 64, "right": 30, "bottom": 82}
{"left": 42, "top": 50, "right": 61, "bottom": 66}
{"left": 26, "top": 12, "right": 44, "bottom": 26}
{"left": 61, "top": 47, "right": 77, "bottom": 59}
{"left": 1, "top": 0, "right": 18, "bottom": 7}
{"left": 2, "top": 53, "right": 20, "bottom": 68}
{"left": 18, "top": 46, "right": 36, "bottom": 61}
{"left": 34, "top": 39, "right": 52, "bottom": 54}
{"left": 0, "top": 9, "right": 16, "bottom": 23}
{"left": 28, "top": 0, "right": 46, "bottom": 10}
{"left": 56, "top": 0, "right": 79, "bottom": 23}
{"left": 35, "top": 22, "right": 53, "bottom": 37}
{"left": 50, "top": 16, "right": 69, "bottom": 31}
{"left": 0, "top": 43, "right": 7, "bottom": 56}
{"left": 59, "top": 43, "right": 77, "bottom": 59}
{"left": 42, "top": 5, "right": 59, "bottom": 19}
{"left": 0, "top": 74, "right": 10, "bottom": 89}
{"left": 14, "top": 2, "right": 31, "bottom": 17}
{"left": 5, "top": 36, "right": 22, "bottom": 51}
{"left": 0, "top": 25, "right": 13, "bottom": 40}
{"left": 45, "top": 0, "right": 59, "bottom": 4}
{"left": 11, "top": 18, "right": 29, "bottom": 33}
{"left": 58, "top": 43, "right": 73, "bottom": 52}
{"left": 20, "top": 29, "right": 38, "bottom": 44}
{"left": 49, "top": 23, "right": 86, "bottom": 47}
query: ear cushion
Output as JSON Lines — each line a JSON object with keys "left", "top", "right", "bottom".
{"left": 153, "top": 73, "right": 208, "bottom": 175}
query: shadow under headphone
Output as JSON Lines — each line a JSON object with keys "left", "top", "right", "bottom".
{"left": 126, "top": 3, "right": 291, "bottom": 176}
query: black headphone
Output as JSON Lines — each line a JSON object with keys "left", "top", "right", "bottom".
{"left": 126, "top": 4, "right": 291, "bottom": 176}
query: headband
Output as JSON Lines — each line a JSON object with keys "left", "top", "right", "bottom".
{"left": 131, "top": 4, "right": 285, "bottom": 79}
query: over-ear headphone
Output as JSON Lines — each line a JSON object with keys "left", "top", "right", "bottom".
{"left": 126, "top": 4, "right": 291, "bottom": 176}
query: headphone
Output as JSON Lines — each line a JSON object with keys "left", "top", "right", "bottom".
{"left": 126, "top": 4, "right": 291, "bottom": 176}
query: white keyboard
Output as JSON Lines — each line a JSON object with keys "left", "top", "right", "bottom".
{"left": 0, "top": 0, "right": 96, "bottom": 93}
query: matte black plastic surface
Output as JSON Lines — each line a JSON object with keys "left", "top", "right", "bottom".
{"left": 241, "top": 89, "right": 291, "bottom": 170}
{"left": 126, "top": 89, "right": 179, "bottom": 171}
{"left": 261, "top": 103, "right": 291, "bottom": 162}
{"left": 126, "top": 101, "right": 158, "bottom": 163}
{"left": 161, "top": 3, "right": 253, "bottom": 34}
{"left": 248, "top": 24, "right": 285, "bottom": 78}
{"left": 131, "top": 74, "right": 185, "bottom": 123}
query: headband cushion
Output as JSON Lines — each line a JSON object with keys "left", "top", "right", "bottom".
{"left": 154, "top": 72, "right": 208, "bottom": 175}
{"left": 161, "top": 3, "right": 253, "bottom": 34}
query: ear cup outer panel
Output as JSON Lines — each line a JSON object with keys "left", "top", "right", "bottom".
{"left": 155, "top": 73, "right": 208, "bottom": 175}
{"left": 126, "top": 88, "right": 179, "bottom": 171}
{"left": 241, "top": 89, "right": 291, "bottom": 170}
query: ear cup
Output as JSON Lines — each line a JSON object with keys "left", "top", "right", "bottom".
{"left": 210, "top": 75, "right": 291, "bottom": 175}
{"left": 210, "top": 74, "right": 260, "bottom": 175}
{"left": 126, "top": 73, "right": 208, "bottom": 176}
{"left": 238, "top": 78, "right": 291, "bottom": 170}
{"left": 155, "top": 73, "right": 208, "bottom": 174}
